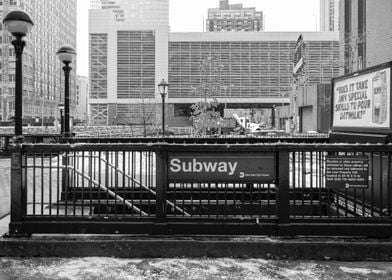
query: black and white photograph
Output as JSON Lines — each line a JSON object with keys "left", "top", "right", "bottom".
{"left": 0, "top": 0, "right": 392, "bottom": 279}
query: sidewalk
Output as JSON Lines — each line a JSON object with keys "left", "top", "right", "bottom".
{"left": 1, "top": 216, "right": 392, "bottom": 279}
{"left": 0, "top": 256, "right": 392, "bottom": 280}
{"left": 1, "top": 230, "right": 392, "bottom": 261}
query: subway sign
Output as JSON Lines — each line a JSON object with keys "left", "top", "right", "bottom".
{"left": 168, "top": 153, "right": 276, "bottom": 183}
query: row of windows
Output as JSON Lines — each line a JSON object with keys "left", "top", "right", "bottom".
{"left": 117, "top": 31, "right": 155, "bottom": 99}
{"left": 90, "top": 34, "right": 108, "bottom": 99}
{"left": 116, "top": 103, "right": 157, "bottom": 123}
{"left": 169, "top": 41, "right": 336, "bottom": 49}
{"left": 168, "top": 41, "right": 339, "bottom": 98}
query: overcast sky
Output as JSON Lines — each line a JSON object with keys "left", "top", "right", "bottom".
{"left": 76, "top": 0, "right": 320, "bottom": 77}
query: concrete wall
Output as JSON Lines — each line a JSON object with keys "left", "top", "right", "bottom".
{"left": 296, "top": 84, "right": 331, "bottom": 133}
{"left": 340, "top": 0, "right": 392, "bottom": 74}
{"left": 366, "top": 0, "right": 392, "bottom": 67}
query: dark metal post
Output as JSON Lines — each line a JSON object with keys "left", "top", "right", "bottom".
{"left": 155, "top": 149, "right": 168, "bottom": 234}
{"left": 60, "top": 109, "right": 64, "bottom": 136}
{"left": 277, "top": 148, "right": 291, "bottom": 236}
{"left": 271, "top": 105, "right": 276, "bottom": 129}
{"left": 12, "top": 37, "right": 26, "bottom": 142}
{"left": 9, "top": 148, "right": 27, "bottom": 236}
{"left": 63, "top": 62, "right": 71, "bottom": 138}
{"left": 161, "top": 94, "right": 165, "bottom": 137}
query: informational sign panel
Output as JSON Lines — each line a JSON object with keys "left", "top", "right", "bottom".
{"left": 168, "top": 153, "right": 275, "bottom": 183}
{"left": 325, "top": 156, "right": 369, "bottom": 189}
{"left": 333, "top": 66, "right": 391, "bottom": 129}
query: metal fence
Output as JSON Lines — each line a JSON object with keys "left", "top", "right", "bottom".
{"left": 8, "top": 142, "right": 392, "bottom": 237}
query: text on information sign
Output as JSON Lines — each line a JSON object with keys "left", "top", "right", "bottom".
{"left": 325, "top": 156, "right": 369, "bottom": 189}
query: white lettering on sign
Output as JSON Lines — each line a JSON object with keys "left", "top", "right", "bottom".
{"left": 170, "top": 158, "right": 238, "bottom": 176}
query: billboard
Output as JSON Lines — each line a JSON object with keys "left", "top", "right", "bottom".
{"left": 332, "top": 63, "right": 391, "bottom": 132}
{"left": 293, "top": 34, "right": 305, "bottom": 75}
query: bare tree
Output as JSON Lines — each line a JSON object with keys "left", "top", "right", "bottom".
{"left": 137, "top": 93, "right": 158, "bottom": 137}
{"left": 190, "top": 56, "right": 223, "bottom": 136}
{"left": 343, "top": 31, "right": 369, "bottom": 73}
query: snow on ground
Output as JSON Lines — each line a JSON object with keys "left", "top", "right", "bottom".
{"left": 0, "top": 258, "right": 392, "bottom": 280}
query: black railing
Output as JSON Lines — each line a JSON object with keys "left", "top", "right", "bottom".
{"left": 8, "top": 142, "right": 392, "bottom": 237}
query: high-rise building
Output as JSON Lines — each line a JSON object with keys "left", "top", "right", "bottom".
{"left": 168, "top": 32, "right": 339, "bottom": 127}
{"left": 88, "top": 0, "right": 338, "bottom": 127}
{"left": 206, "top": 0, "right": 264, "bottom": 32}
{"left": 340, "top": 0, "right": 392, "bottom": 74}
{"left": 320, "top": 0, "right": 339, "bottom": 32}
{"left": 76, "top": 75, "right": 89, "bottom": 124}
{"left": 0, "top": 0, "right": 77, "bottom": 124}
{"left": 89, "top": 0, "right": 169, "bottom": 125}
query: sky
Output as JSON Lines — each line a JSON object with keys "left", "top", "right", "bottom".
{"left": 76, "top": 0, "right": 320, "bottom": 77}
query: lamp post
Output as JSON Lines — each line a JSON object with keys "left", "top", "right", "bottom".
{"left": 158, "top": 79, "right": 169, "bottom": 137}
{"left": 271, "top": 105, "right": 276, "bottom": 129}
{"left": 56, "top": 45, "right": 76, "bottom": 138}
{"left": 3, "top": 10, "right": 34, "bottom": 142}
{"left": 58, "top": 103, "right": 64, "bottom": 136}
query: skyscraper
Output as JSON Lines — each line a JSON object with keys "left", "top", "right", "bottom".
{"left": 76, "top": 75, "right": 89, "bottom": 124}
{"left": 206, "top": 0, "right": 264, "bottom": 32}
{"left": 340, "top": 0, "right": 392, "bottom": 75}
{"left": 320, "top": 0, "right": 339, "bottom": 32}
{"left": 0, "top": 0, "right": 77, "bottom": 125}
{"left": 89, "top": 0, "right": 169, "bottom": 125}
{"left": 88, "top": 0, "right": 338, "bottom": 128}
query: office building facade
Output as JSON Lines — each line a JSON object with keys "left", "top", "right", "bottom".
{"left": 206, "top": 0, "right": 264, "bottom": 32}
{"left": 340, "top": 0, "right": 392, "bottom": 75}
{"left": 88, "top": 1, "right": 339, "bottom": 126}
{"left": 169, "top": 32, "right": 339, "bottom": 127}
{"left": 320, "top": 0, "right": 339, "bottom": 32}
{"left": 0, "top": 0, "right": 77, "bottom": 124}
{"left": 89, "top": 0, "right": 169, "bottom": 125}
{"left": 76, "top": 75, "right": 89, "bottom": 124}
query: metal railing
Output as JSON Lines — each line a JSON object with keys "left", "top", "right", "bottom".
{"left": 8, "top": 142, "right": 392, "bottom": 237}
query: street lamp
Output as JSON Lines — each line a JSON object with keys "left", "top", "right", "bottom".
{"left": 58, "top": 103, "right": 64, "bottom": 136}
{"left": 271, "top": 105, "right": 276, "bottom": 129}
{"left": 56, "top": 45, "right": 76, "bottom": 138}
{"left": 158, "top": 79, "right": 169, "bottom": 137}
{"left": 3, "top": 10, "right": 34, "bottom": 142}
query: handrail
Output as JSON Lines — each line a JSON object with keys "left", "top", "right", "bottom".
{"left": 67, "top": 165, "right": 148, "bottom": 216}
{"left": 69, "top": 153, "right": 191, "bottom": 217}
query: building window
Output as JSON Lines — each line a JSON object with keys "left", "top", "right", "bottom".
{"left": 90, "top": 104, "right": 108, "bottom": 125}
{"left": 117, "top": 30, "right": 156, "bottom": 99}
{"left": 174, "top": 105, "right": 190, "bottom": 117}
{"left": 89, "top": 33, "right": 108, "bottom": 99}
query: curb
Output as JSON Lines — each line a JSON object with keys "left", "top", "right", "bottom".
{"left": 1, "top": 236, "right": 392, "bottom": 260}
